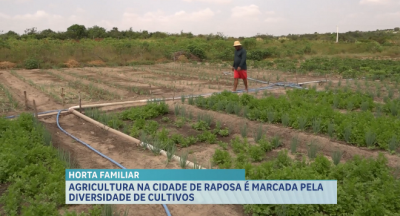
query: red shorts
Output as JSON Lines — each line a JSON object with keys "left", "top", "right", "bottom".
{"left": 234, "top": 70, "right": 247, "bottom": 79}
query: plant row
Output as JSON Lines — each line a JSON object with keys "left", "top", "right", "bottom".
{"left": 189, "top": 90, "right": 400, "bottom": 152}
{"left": 85, "top": 102, "right": 231, "bottom": 150}
{"left": 288, "top": 87, "right": 400, "bottom": 116}
{"left": 0, "top": 114, "right": 90, "bottom": 215}
{"left": 214, "top": 147, "right": 400, "bottom": 215}
{"left": 0, "top": 83, "right": 19, "bottom": 113}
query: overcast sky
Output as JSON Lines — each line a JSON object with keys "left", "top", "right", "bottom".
{"left": 1, "top": 0, "right": 399, "bottom": 37}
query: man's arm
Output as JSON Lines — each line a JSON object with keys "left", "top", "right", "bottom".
{"left": 233, "top": 54, "right": 235, "bottom": 67}
{"left": 239, "top": 49, "right": 247, "bottom": 69}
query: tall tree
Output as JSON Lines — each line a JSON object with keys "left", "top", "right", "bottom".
{"left": 87, "top": 25, "right": 107, "bottom": 38}
{"left": 67, "top": 24, "right": 87, "bottom": 39}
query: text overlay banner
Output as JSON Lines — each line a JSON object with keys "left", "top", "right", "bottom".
{"left": 66, "top": 180, "right": 337, "bottom": 204}
{"left": 66, "top": 169, "right": 245, "bottom": 181}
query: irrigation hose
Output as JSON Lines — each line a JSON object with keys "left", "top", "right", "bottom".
{"left": 56, "top": 110, "right": 172, "bottom": 216}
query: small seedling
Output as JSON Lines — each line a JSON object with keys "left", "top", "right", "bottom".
{"left": 361, "top": 101, "right": 369, "bottom": 111}
{"left": 298, "top": 116, "right": 307, "bottom": 131}
{"left": 271, "top": 136, "right": 282, "bottom": 148}
{"left": 192, "top": 158, "right": 202, "bottom": 169}
{"left": 365, "top": 130, "right": 376, "bottom": 148}
{"left": 281, "top": 113, "right": 290, "bottom": 127}
{"left": 328, "top": 122, "right": 335, "bottom": 139}
{"left": 150, "top": 140, "right": 161, "bottom": 155}
{"left": 312, "top": 118, "right": 321, "bottom": 134}
{"left": 180, "top": 152, "right": 189, "bottom": 169}
{"left": 388, "top": 136, "right": 399, "bottom": 154}
{"left": 166, "top": 144, "right": 177, "bottom": 163}
{"left": 240, "top": 123, "right": 248, "bottom": 138}
{"left": 307, "top": 141, "right": 318, "bottom": 159}
{"left": 253, "top": 124, "right": 264, "bottom": 143}
{"left": 174, "top": 105, "right": 180, "bottom": 116}
{"left": 331, "top": 150, "right": 343, "bottom": 165}
{"left": 344, "top": 125, "right": 352, "bottom": 143}
{"left": 290, "top": 137, "right": 299, "bottom": 154}
{"left": 267, "top": 111, "right": 275, "bottom": 123}
{"left": 161, "top": 117, "right": 170, "bottom": 123}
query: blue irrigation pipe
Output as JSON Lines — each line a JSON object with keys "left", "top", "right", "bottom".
{"left": 55, "top": 110, "right": 172, "bottom": 216}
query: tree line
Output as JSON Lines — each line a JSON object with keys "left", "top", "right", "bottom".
{"left": 1, "top": 24, "right": 399, "bottom": 44}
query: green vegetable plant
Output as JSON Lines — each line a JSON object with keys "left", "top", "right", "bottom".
{"left": 212, "top": 149, "right": 232, "bottom": 169}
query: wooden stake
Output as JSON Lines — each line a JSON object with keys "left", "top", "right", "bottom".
{"left": 149, "top": 84, "right": 152, "bottom": 95}
{"left": 61, "top": 88, "right": 65, "bottom": 106}
{"left": 33, "top": 100, "right": 38, "bottom": 119}
{"left": 79, "top": 91, "right": 82, "bottom": 113}
{"left": 24, "top": 91, "right": 28, "bottom": 110}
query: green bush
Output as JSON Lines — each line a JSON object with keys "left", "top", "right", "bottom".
{"left": 24, "top": 58, "right": 40, "bottom": 69}
{"left": 187, "top": 44, "right": 206, "bottom": 59}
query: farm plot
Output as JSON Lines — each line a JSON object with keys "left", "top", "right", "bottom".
{"left": 323, "top": 78, "right": 400, "bottom": 103}
{"left": 188, "top": 89, "right": 400, "bottom": 154}
{"left": 80, "top": 97, "right": 400, "bottom": 216}
{"left": 63, "top": 67, "right": 165, "bottom": 97}
{"left": 83, "top": 101, "right": 243, "bottom": 168}
{"left": 2, "top": 62, "right": 400, "bottom": 216}
{"left": 44, "top": 103, "right": 245, "bottom": 216}
{"left": 7, "top": 69, "right": 108, "bottom": 105}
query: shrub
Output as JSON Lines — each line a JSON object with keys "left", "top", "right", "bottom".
{"left": 187, "top": 44, "right": 206, "bottom": 59}
{"left": 24, "top": 58, "right": 40, "bottom": 69}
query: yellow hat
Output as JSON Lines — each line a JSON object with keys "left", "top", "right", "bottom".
{"left": 233, "top": 41, "right": 242, "bottom": 46}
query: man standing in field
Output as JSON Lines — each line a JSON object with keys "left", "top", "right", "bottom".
{"left": 232, "top": 41, "right": 248, "bottom": 93}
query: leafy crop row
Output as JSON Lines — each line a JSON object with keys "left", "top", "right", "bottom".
{"left": 85, "top": 102, "right": 231, "bottom": 151}
{"left": 212, "top": 135, "right": 281, "bottom": 169}
{"left": 209, "top": 133, "right": 400, "bottom": 215}
{"left": 0, "top": 114, "right": 72, "bottom": 215}
{"left": 191, "top": 90, "right": 400, "bottom": 151}
{"left": 252, "top": 57, "right": 400, "bottom": 80}
{"left": 0, "top": 113, "right": 131, "bottom": 215}
{"left": 240, "top": 150, "right": 400, "bottom": 215}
